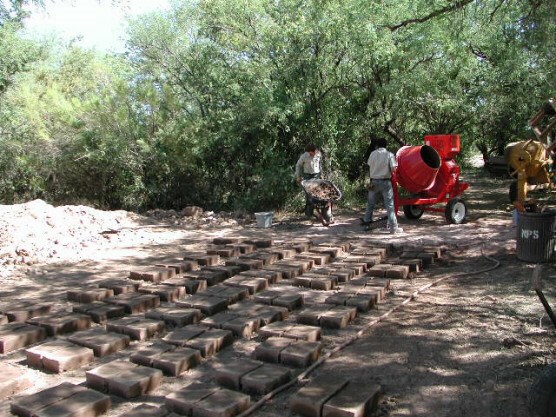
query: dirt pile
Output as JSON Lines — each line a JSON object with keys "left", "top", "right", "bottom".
{"left": 0, "top": 200, "right": 248, "bottom": 272}
{"left": 0, "top": 200, "right": 139, "bottom": 267}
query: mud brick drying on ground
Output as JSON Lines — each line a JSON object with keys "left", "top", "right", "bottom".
{"left": 0, "top": 175, "right": 546, "bottom": 417}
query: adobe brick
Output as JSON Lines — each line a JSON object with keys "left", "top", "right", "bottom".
{"left": 185, "top": 328, "right": 234, "bottom": 357}
{"left": 277, "top": 259, "right": 313, "bottom": 273}
{"left": 146, "top": 306, "right": 202, "bottom": 328}
{"left": 28, "top": 387, "right": 111, "bottom": 417}
{"left": 176, "top": 295, "right": 228, "bottom": 315}
{"left": 161, "top": 259, "right": 199, "bottom": 273}
{"left": 26, "top": 340, "right": 94, "bottom": 373}
{"left": 339, "top": 262, "right": 368, "bottom": 275}
{"left": 286, "top": 324, "right": 322, "bottom": 342}
{"left": 310, "top": 277, "right": 336, "bottom": 291}
{"left": 27, "top": 311, "right": 92, "bottom": 336}
{"left": 324, "top": 306, "right": 357, "bottom": 328}
{"left": 385, "top": 265, "right": 410, "bottom": 279}
{"left": 106, "top": 316, "right": 165, "bottom": 341}
{"left": 322, "top": 382, "right": 382, "bottom": 417}
{"left": 86, "top": 360, "right": 163, "bottom": 398}
{"left": 203, "top": 265, "right": 243, "bottom": 278}
{"left": 214, "top": 357, "right": 263, "bottom": 390}
{"left": 267, "top": 248, "right": 297, "bottom": 259}
{"left": 103, "top": 292, "right": 160, "bottom": 314}
{"left": 398, "top": 258, "right": 422, "bottom": 272}
{"left": 297, "top": 305, "right": 330, "bottom": 326}
{"left": 325, "top": 293, "right": 351, "bottom": 306}
{"left": 162, "top": 324, "right": 207, "bottom": 346}
{"left": 248, "top": 251, "right": 280, "bottom": 265}
{"left": 362, "top": 284, "right": 387, "bottom": 301}
{"left": 257, "top": 305, "right": 289, "bottom": 324}
{"left": 0, "top": 322, "right": 47, "bottom": 353}
{"left": 280, "top": 340, "right": 322, "bottom": 368}
{"left": 351, "top": 247, "right": 388, "bottom": 259}
{"left": 68, "top": 328, "right": 130, "bottom": 357}
{"left": 258, "top": 321, "right": 294, "bottom": 339}
{"left": 184, "top": 270, "right": 228, "bottom": 286}
{"left": 221, "top": 316, "right": 261, "bottom": 338}
{"left": 67, "top": 287, "right": 114, "bottom": 303}
{"left": 201, "top": 311, "right": 239, "bottom": 328}
{"left": 230, "top": 243, "right": 256, "bottom": 254}
{"left": 253, "top": 336, "right": 293, "bottom": 363}
{"left": 240, "top": 269, "right": 282, "bottom": 284}
{"left": 10, "top": 382, "right": 104, "bottom": 417}
{"left": 191, "top": 388, "right": 251, "bottom": 417}
{"left": 138, "top": 285, "right": 184, "bottom": 302}
{"left": 243, "top": 238, "right": 274, "bottom": 248}
{"left": 367, "top": 264, "right": 390, "bottom": 278}
{"left": 345, "top": 295, "right": 375, "bottom": 312}
{"left": 274, "top": 293, "right": 304, "bottom": 311}
{"left": 310, "top": 246, "right": 343, "bottom": 259}
{"left": 73, "top": 302, "right": 125, "bottom": 324}
{"left": 355, "top": 288, "right": 382, "bottom": 304}
{"left": 292, "top": 275, "right": 313, "bottom": 288}
{"left": 95, "top": 279, "right": 139, "bottom": 295}
{"left": 1, "top": 301, "right": 51, "bottom": 323}
{"left": 130, "top": 341, "right": 175, "bottom": 367}
{"left": 241, "top": 363, "right": 291, "bottom": 395}
{"left": 366, "top": 277, "right": 391, "bottom": 290}
{"left": 205, "top": 285, "right": 249, "bottom": 304}
{"left": 296, "top": 253, "right": 330, "bottom": 266}
{"left": 329, "top": 262, "right": 365, "bottom": 276}
{"left": 206, "top": 245, "right": 241, "bottom": 258}
{"left": 153, "top": 346, "right": 202, "bottom": 376}
{"left": 263, "top": 265, "right": 299, "bottom": 279}
{"left": 183, "top": 252, "right": 220, "bottom": 266}
{"left": 254, "top": 290, "right": 281, "bottom": 305}
{"left": 224, "top": 276, "right": 268, "bottom": 295}
{"left": 290, "top": 376, "right": 350, "bottom": 417}
{"left": 129, "top": 267, "right": 174, "bottom": 283}
{"left": 165, "top": 382, "right": 219, "bottom": 415}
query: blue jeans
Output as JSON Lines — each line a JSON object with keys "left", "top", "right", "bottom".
{"left": 363, "top": 179, "right": 398, "bottom": 229}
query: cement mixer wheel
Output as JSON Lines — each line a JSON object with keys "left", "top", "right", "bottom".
{"left": 445, "top": 198, "right": 467, "bottom": 224}
{"left": 403, "top": 205, "right": 424, "bottom": 219}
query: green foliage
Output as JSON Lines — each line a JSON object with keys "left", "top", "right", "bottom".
{"left": 2, "top": 0, "right": 556, "bottom": 211}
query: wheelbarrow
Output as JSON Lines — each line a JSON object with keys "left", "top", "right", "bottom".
{"left": 300, "top": 179, "right": 342, "bottom": 226}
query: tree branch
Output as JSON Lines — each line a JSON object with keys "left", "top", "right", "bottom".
{"left": 387, "top": 0, "right": 474, "bottom": 31}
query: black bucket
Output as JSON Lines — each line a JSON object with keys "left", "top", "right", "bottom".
{"left": 516, "top": 211, "right": 556, "bottom": 263}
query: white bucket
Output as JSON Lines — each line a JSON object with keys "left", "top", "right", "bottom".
{"left": 255, "top": 212, "right": 273, "bottom": 228}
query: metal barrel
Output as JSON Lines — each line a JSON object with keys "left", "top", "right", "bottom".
{"left": 516, "top": 211, "right": 556, "bottom": 263}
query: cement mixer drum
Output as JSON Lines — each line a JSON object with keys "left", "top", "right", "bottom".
{"left": 395, "top": 145, "right": 441, "bottom": 194}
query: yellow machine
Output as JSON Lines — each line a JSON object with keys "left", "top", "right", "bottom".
{"left": 506, "top": 99, "right": 556, "bottom": 204}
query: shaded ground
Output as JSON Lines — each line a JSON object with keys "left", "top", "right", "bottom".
{"left": 1, "top": 169, "right": 556, "bottom": 417}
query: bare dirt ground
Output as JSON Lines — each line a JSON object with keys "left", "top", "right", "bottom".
{"left": 1, "top": 169, "right": 556, "bottom": 417}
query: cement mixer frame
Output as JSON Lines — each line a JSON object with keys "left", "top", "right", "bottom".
{"left": 393, "top": 134, "right": 470, "bottom": 224}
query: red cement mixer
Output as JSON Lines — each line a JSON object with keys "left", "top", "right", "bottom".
{"left": 393, "top": 134, "right": 469, "bottom": 224}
